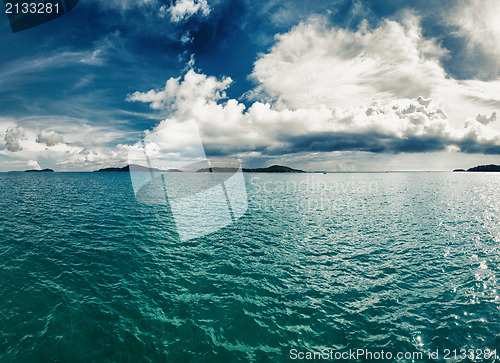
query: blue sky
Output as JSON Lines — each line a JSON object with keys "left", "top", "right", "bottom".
{"left": 1, "top": 0, "right": 500, "bottom": 171}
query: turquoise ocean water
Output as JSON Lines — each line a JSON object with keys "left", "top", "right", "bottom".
{"left": 0, "top": 172, "right": 499, "bottom": 362}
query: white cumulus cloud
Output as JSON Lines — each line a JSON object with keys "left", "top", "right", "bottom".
{"left": 160, "top": 0, "right": 210, "bottom": 23}
{"left": 250, "top": 15, "right": 448, "bottom": 110}
{"left": 0, "top": 117, "right": 135, "bottom": 172}
{"left": 128, "top": 66, "right": 500, "bottom": 161}
{"left": 27, "top": 160, "right": 41, "bottom": 170}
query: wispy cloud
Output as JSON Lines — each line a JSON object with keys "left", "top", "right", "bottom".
{"left": 443, "top": 0, "right": 500, "bottom": 80}
{"left": 0, "top": 52, "right": 94, "bottom": 87}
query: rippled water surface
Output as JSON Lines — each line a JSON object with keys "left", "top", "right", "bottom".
{"left": 1, "top": 172, "right": 499, "bottom": 362}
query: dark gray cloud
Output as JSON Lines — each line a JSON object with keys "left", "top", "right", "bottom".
{"left": 457, "top": 135, "right": 500, "bottom": 155}
{"left": 4, "top": 127, "right": 25, "bottom": 152}
{"left": 476, "top": 112, "right": 497, "bottom": 125}
{"left": 249, "top": 129, "right": 500, "bottom": 156}
{"left": 266, "top": 131, "right": 448, "bottom": 155}
{"left": 36, "top": 131, "right": 65, "bottom": 147}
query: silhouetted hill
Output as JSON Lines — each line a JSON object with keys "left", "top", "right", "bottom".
{"left": 244, "top": 165, "right": 305, "bottom": 173}
{"left": 196, "top": 167, "right": 240, "bottom": 173}
{"left": 94, "top": 164, "right": 182, "bottom": 173}
{"left": 196, "top": 165, "right": 306, "bottom": 173}
{"left": 25, "top": 169, "right": 54, "bottom": 173}
{"left": 467, "top": 164, "right": 500, "bottom": 172}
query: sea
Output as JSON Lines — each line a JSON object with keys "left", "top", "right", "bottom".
{"left": 0, "top": 172, "right": 499, "bottom": 362}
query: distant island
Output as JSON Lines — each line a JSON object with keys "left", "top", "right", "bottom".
{"left": 196, "top": 165, "right": 306, "bottom": 173}
{"left": 94, "top": 164, "right": 182, "bottom": 173}
{"left": 466, "top": 164, "right": 500, "bottom": 172}
{"left": 453, "top": 164, "right": 500, "bottom": 172}
{"left": 244, "top": 165, "right": 306, "bottom": 173}
{"left": 25, "top": 169, "right": 54, "bottom": 173}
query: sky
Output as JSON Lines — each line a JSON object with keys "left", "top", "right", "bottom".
{"left": 1, "top": 0, "right": 500, "bottom": 171}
